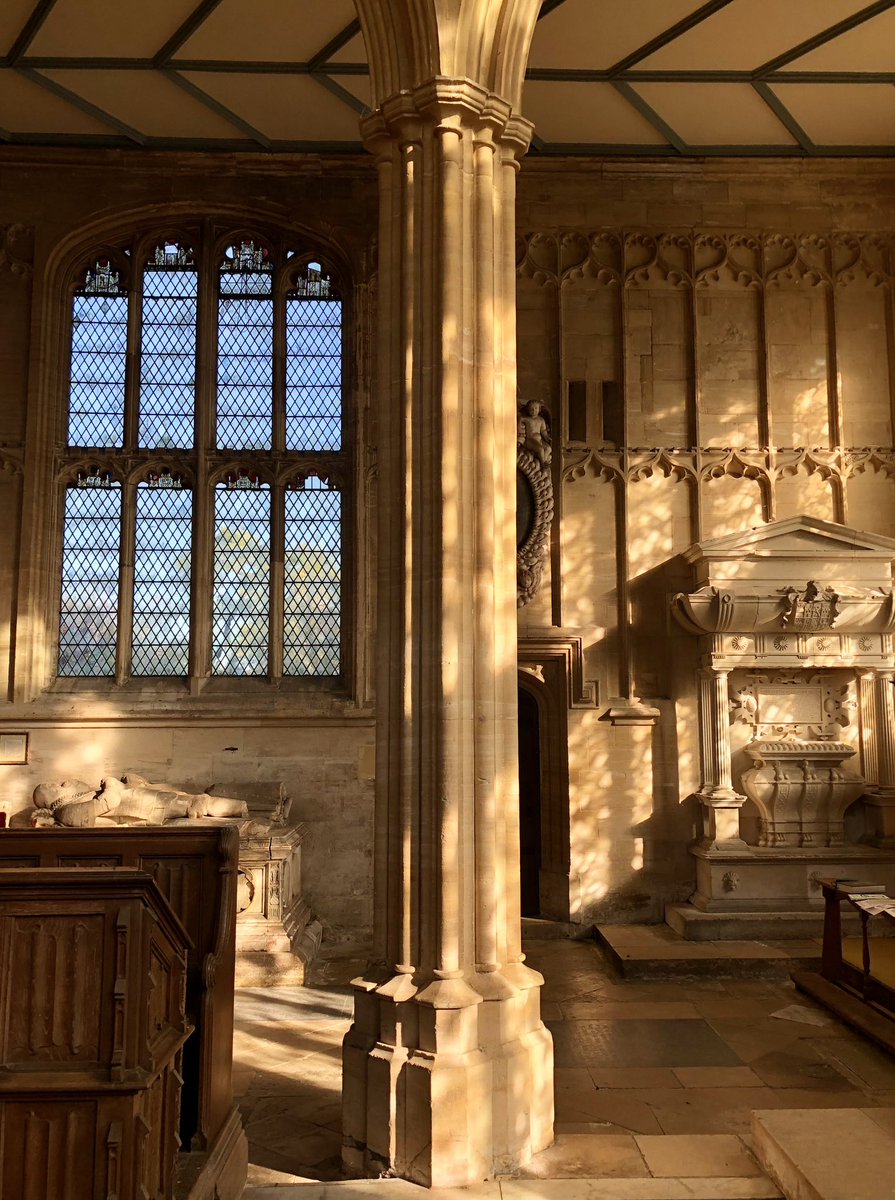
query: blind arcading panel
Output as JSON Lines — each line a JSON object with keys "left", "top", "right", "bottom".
{"left": 218, "top": 244, "right": 273, "bottom": 450}
{"left": 284, "top": 478, "right": 341, "bottom": 676}
{"left": 58, "top": 482, "right": 121, "bottom": 676}
{"left": 286, "top": 297, "right": 342, "bottom": 450}
{"left": 68, "top": 289, "right": 128, "bottom": 448}
{"left": 213, "top": 481, "right": 270, "bottom": 675}
{"left": 132, "top": 480, "right": 192, "bottom": 676}
{"left": 140, "top": 251, "right": 197, "bottom": 449}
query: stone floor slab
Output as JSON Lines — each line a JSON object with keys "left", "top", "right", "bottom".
{"left": 635, "top": 1134, "right": 763, "bottom": 1178}
{"left": 547, "top": 1020, "right": 742, "bottom": 1069}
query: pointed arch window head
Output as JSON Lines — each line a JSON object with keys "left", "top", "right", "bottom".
{"left": 59, "top": 226, "right": 348, "bottom": 688}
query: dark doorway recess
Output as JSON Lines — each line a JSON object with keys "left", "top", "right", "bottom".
{"left": 518, "top": 685, "right": 542, "bottom": 917}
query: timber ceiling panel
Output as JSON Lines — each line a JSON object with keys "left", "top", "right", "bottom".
{"left": 1, "top": 0, "right": 894, "bottom": 156}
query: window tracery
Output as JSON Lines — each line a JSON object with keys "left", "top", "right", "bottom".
{"left": 59, "top": 227, "right": 348, "bottom": 685}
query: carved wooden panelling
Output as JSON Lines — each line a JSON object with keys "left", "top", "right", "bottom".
{"left": 1, "top": 1102, "right": 95, "bottom": 1200}
{"left": 3, "top": 915, "right": 103, "bottom": 1064}
{"left": 141, "top": 856, "right": 204, "bottom": 948}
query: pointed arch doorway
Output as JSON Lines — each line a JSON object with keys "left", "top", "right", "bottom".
{"left": 517, "top": 647, "right": 575, "bottom": 923}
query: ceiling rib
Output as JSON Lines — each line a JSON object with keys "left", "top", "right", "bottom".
{"left": 5, "top": 0, "right": 58, "bottom": 65}
{"left": 16, "top": 66, "right": 147, "bottom": 143}
{"left": 163, "top": 69, "right": 272, "bottom": 147}
{"left": 307, "top": 19, "right": 362, "bottom": 72}
{"left": 750, "top": 80, "right": 814, "bottom": 153}
{"left": 610, "top": 81, "right": 686, "bottom": 155}
{"left": 608, "top": 0, "right": 736, "bottom": 75}
{"left": 310, "top": 72, "right": 368, "bottom": 118}
{"left": 536, "top": 0, "right": 572, "bottom": 19}
{"left": 754, "top": 0, "right": 895, "bottom": 75}
{"left": 153, "top": 0, "right": 226, "bottom": 67}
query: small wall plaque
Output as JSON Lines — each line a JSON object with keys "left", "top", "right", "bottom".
{"left": 0, "top": 733, "right": 28, "bottom": 764}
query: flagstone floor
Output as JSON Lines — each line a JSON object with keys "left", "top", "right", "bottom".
{"left": 234, "top": 937, "right": 895, "bottom": 1197}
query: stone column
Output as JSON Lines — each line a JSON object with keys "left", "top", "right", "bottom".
{"left": 340, "top": 81, "right": 553, "bottom": 1188}
{"left": 864, "top": 669, "right": 895, "bottom": 847}
{"left": 697, "top": 666, "right": 747, "bottom": 849}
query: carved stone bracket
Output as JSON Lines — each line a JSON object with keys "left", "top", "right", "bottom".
{"left": 0, "top": 224, "right": 34, "bottom": 281}
{"left": 517, "top": 401, "right": 554, "bottom": 607}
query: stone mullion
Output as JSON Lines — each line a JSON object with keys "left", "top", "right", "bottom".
{"left": 268, "top": 481, "right": 284, "bottom": 681}
{"left": 124, "top": 273, "right": 141, "bottom": 452}
{"left": 115, "top": 478, "right": 136, "bottom": 684}
{"left": 189, "top": 248, "right": 216, "bottom": 688}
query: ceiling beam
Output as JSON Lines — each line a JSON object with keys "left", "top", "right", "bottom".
{"left": 755, "top": 0, "right": 895, "bottom": 75}
{"left": 610, "top": 80, "right": 686, "bottom": 154}
{"left": 16, "top": 66, "right": 148, "bottom": 143}
{"left": 162, "top": 69, "right": 272, "bottom": 148}
{"left": 536, "top": 0, "right": 572, "bottom": 18}
{"left": 751, "top": 80, "right": 815, "bottom": 153}
{"left": 310, "top": 72, "right": 368, "bottom": 117}
{"left": 5, "top": 0, "right": 58, "bottom": 65}
{"left": 154, "top": 0, "right": 226, "bottom": 67}
{"left": 608, "top": 0, "right": 736, "bottom": 74}
{"left": 307, "top": 19, "right": 362, "bottom": 71}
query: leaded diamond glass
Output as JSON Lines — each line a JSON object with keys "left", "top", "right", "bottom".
{"left": 139, "top": 251, "right": 197, "bottom": 448}
{"left": 283, "top": 478, "right": 341, "bottom": 676}
{"left": 213, "top": 481, "right": 270, "bottom": 675}
{"left": 132, "top": 479, "right": 192, "bottom": 675}
{"left": 286, "top": 297, "right": 342, "bottom": 450}
{"left": 68, "top": 292, "right": 128, "bottom": 447}
{"left": 217, "top": 288, "right": 273, "bottom": 450}
{"left": 59, "top": 482, "right": 121, "bottom": 676}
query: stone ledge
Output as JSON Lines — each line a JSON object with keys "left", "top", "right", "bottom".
{"left": 752, "top": 1108, "right": 895, "bottom": 1200}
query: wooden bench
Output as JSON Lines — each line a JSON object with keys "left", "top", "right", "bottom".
{"left": 0, "top": 867, "right": 191, "bottom": 1199}
{"left": 794, "top": 876, "right": 895, "bottom": 1055}
{"left": 0, "top": 826, "right": 247, "bottom": 1200}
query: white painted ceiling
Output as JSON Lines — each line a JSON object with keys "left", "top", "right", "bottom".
{"left": 1, "top": 0, "right": 894, "bottom": 155}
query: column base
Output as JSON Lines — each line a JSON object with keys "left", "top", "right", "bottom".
{"left": 342, "top": 965, "right": 554, "bottom": 1188}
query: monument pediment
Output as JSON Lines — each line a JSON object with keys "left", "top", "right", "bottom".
{"left": 672, "top": 515, "right": 895, "bottom": 643}
{"left": 684, "top": 516, "right": 895, "bottom": 565}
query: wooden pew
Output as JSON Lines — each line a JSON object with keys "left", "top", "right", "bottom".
{"left": 0, "top": 825, "right": 247, "bottom": 1200}
{"left": 0, "top": 867, "right": 191, "bottom": 1199}
{"left": 794, "top": 877, "right": 895, "bottom": 1056}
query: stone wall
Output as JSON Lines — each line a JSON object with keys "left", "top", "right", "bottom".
{"left": 516, "top": 158, "right": 895, "bottom": 923}
{"left": 4, "top": 149, "right": 895, "bottom": 933}
{"left": 0, "top": 148, "right": 378, "bottom": 943}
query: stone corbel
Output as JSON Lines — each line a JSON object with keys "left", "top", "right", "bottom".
{"left": 603, "top": 697, "right": 660, "bottom": 727}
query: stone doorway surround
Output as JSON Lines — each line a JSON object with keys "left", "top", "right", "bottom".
{"left": 670, "top": 515, "right": 895, "bottom": 939}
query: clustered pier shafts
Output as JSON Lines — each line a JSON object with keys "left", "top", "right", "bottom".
{"left": 340, "top": 77, "right": 554, "bottom": 1188}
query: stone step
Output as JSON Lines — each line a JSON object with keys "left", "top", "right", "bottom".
{"left": 752, "top": 1107, "right": 895, "bottom": 1200}
{"left": 243, "top": 1178, "right": 781, "bottom": 1199}
{"left": 665, "top": 903, "right": 860, "bottom": 944}
{"left": 595, "top": 922, "right": 820, "bottom": 979}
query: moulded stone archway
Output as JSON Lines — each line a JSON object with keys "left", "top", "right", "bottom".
{"left": 341, "top": 0, "right": 553, "bottom": 1188}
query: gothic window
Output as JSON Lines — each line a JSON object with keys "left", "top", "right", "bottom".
{"left": 59, "top": 231, "right": 348, "bottom": 685}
